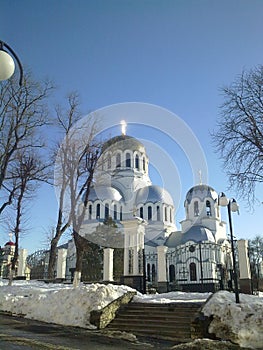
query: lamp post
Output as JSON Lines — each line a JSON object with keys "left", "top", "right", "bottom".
{"left": 0, "top": 40, "right": 23, "bottom": 86}
{"left": 218, "top": 193, "right": 240, "bottom": 303}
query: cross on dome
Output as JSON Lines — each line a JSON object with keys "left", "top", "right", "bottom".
{"left": 120, "top": 120, "right": 127, "bottom": 135}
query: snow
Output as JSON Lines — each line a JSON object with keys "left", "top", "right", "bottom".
{"left": 202, "top": 290, "right": 263, "bottom": 349}
{"left": 0, "top": 280, "right": 134, "bottom": 328}
{"left": 0, "top": 280, "right": 262, "bottom": 349}
{"left": 133, "top": 290, "right": 211, "bottom": 303}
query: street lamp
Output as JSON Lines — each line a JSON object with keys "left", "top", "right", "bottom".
{"left": 218, "top": 192, "right": 240, "bottom": 303}
{"left": 0, "top": 40, "right": 23, "bottom": 86}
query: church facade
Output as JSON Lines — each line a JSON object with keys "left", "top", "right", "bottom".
{"left": 61, "top": 131, "right": 241, "bottom": 293}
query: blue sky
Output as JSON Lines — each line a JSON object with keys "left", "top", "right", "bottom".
{"left": 1, "top": 0, "right": 262, "bottom": 253}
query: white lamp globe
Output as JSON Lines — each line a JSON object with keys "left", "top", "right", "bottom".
{"left": 0, "top": 50, "right": 15, "bottom": 81}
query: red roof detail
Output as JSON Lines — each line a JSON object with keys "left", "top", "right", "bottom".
{"left": 5, "top": 241, "right": 15, "bottom": 246}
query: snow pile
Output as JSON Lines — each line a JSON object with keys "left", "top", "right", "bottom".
{"left": 0, "top": 280, "right": 262, "bottom": 349}
{"left": 202, "top": 291, "right": 263, "bottom": 349}
{"left": 0, "top": 280, "right": 135, "bottom": 328}
{"left": 133, "top": 290, "right": 211, "bottom": 303}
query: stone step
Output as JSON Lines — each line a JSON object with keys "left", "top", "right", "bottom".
{"left": 106, "top": 301, "right": 204, "bottom": 341}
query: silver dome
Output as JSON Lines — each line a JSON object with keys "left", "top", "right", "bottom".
{"left": 165, "top": 225, "right": 215, "bottom": 248}
{"left": 102, "top": 135, "right": 145, "bottom": 153}
{"left": 185, "top": 185, "right": 218, "bottom": 204}
{"left": 88, "top": 186, "right": 122, "bottom": 202}
{"left": 181, "top": 225, "right": 215, "bottom": 244}
{"left": 135, "top": 185, "right": 174, "bottom": 206}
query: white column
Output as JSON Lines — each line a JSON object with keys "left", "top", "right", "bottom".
{"left": 56, "top": 248, "right": 67, "bottom": 279}
{"left": 122, "top": 218, "right": 146, "bottom": 276}
{"left": 103, "top": 248, "right": 114, "bottom": 281}
{"left": 17, "top": 249, "right": 27, "bottom": 276}
{"left": 237, "top": 239, "right": 251, "bottom": 279}
{"left": 157, "top": 245, "right": 168, "bottom": 282}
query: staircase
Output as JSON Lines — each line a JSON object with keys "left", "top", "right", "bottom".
{"left": 106, "top": 302, "right": 205, "bottom": 341}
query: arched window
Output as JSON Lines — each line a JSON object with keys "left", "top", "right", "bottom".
{"left": 190, "top": 262, "right": 197, "bottom": 281}
{"left": 147, "top": 263, "right": 151, "bottom": 282}
{"left": 194, "top": 201, "right": 199, "bottom": 216}
{"left": 140, "top": 207, "right": 143, "bottom": 219}
{"left": 88, "top": 204, "right": 92, "bottom": 220}
{"left": 169, "top": 265, "right": 176, "bottom": 282}
{"left": 116, "top": 153, "right": 121, "bottom": 168}
{"left": 206, "top": 200, "right": 212, "bottom": 216}
{"left": 157, "top": 206, "right": 160, "bottom": 221}
{"left": 105, "top": 203, "right": 109, "bottom": 219}
{"left": 135, "top": 154, "right": 139, "bottom": 169}
{"left": 126, "top": 153, "right": 131, "bottom": 167}
{"left": 120, "top": 206, "right": 123, "bottom": 221}
{"left": 96, "top": 204, "right": 100, "bottom": 219}
{"left": 170, "top": 208, "right": 173, "bottom": 222}
{"left": 113, "top": 204, "right": 117, "bottom": 220}
{"left": 142, "top": 157, "right": 146, "bottom": 171}
{"left": 152, "top": 264, "right": 156, "bottom": 282}
{"left": 164, "top": 207, "right": 168, "bottom": 221}
{"left": 148, "top": 206, "right": 152, "bottom": 220}
{"left": 107, "top": 154, "right": 111, "bottom": 169}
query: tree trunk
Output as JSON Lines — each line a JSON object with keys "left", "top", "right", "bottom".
{"left": 72, "top": 230, "right": 84, "bottom": 287}
{"left": 48, "top": 237, "right": 60, "bottom": 279}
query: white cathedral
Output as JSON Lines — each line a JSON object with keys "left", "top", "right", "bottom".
{"left": 51, "top": 123, "right": 250, "bottom": 294}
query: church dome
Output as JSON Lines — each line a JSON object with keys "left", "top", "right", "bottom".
{"left": 5, "top": 241, "right": 15, "bottom": 246}
{"left": 88, "top": 186, "right": 123, "bottom": 202}
{"left": 135, "top": 185, "right": 174, "bottom": 206}
{"left": 102, "top": 135, "right": 145, "bottom": 153}
{"left": 185, "top": 184, "right": 218, "bottom": 204}
{"left": 181, "top": 225, "right": 215, "bottom": 244}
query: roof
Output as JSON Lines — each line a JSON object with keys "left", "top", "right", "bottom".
{"left": 102, "top": 135, "right": 145, "bottom": 153}
{"left": 165, "top": 225, "right": 215, "bottom": 247}
{"left": 185, "top": 184, "right": 218, "bottom": 203}
{"left": 5, "top": 241, "right": 15, "bottom": 246}
{"left": 87, "top": 186, "right": 123, "bottom": 202}
{"left": 135, "top": 185, "right": 174, "bottom": 206}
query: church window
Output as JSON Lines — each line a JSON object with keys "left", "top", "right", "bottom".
{"left": 194, "top": 201, "right": 199, "bottom": 216}
{"left": 88, "top": 204, "right": 92, "bottom": 220}
{"left": 105, "top": 203, "right": 109, "bottom": 219}
{"left": 152, "top": 264, "right": 156, "bottom": 282}
{"left": 120, "top": 206, "right": 123, "bottom": 221}
{"left": 126, "top": 152, "right": 131, "bottom": 167}
{"left": 206, "top": 200, "right": 212, "bottom": 216}
{"left": 96, "top": 204, "right": 100, "bottom": 219}
{"left": 116, "top": 153, "right": 121, "bottom": 168}
{"left": 140, "top": 207, "right": 143, "bottom": 219}
{"left": 142, "top": 157, "right": 146, "bottom": 171}
{"left": 148, "top": 206, "right": 152, "bottom": 220}
{"left": 113, "top": 204, "right": 117, "bottom": 220}
{"left": 147, "top": 263, "right": 151, "bottom": 281}
{"left": 164, "top": 207, "right": 168, "bottom": 221}
{"left": 169, "top": 265, "right": 176, "bottom": 282}
{"left": 157, "top": 206, "right": 160, "bottom": 221}
{"left": 128, "top": 249, "right": 133, "bottom": 274}
{"left": 135, "top": 154, "right": 139, "bottom": 169}
{"left": 190, "top": 262, "right": 197, "bottom": 281}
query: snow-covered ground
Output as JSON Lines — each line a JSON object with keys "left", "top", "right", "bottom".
{"left": 0, "top": 280, "right": 262, "bottom": 349}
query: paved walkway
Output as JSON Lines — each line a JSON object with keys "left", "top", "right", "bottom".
{"left": 0, "top": 312, "right": 176, "bottom": 350}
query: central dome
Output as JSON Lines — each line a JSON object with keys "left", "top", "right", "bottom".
{"left": 102, "top": 135, "right": 145, "bottom": 153}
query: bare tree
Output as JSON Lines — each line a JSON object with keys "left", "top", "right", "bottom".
{"left": 0, "top": 72, "right": 53, "bottom": 215}
{"left": 50, "top": 93, "right": 103, "bottom": 285}
{"left": 212, "top": 65, "right": 263, "bottom": 206}
{"left": 7, "top": 151, "right": 49, "bottom": 285}
{"left": 248, "top": 235, "right": 263, "bottom": 291}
